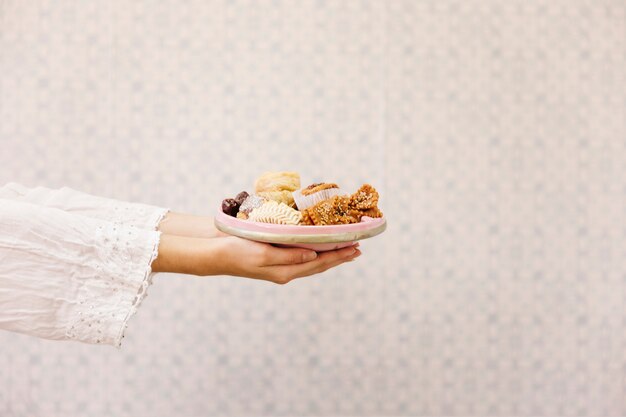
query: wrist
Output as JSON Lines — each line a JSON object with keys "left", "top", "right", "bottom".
{"left": 157, "top": 212, "right": 220, "bottom": 239}
{"left": 152, "top": 235, "right": 217, "bottom": 276}
{"left": 198, "top": 237, "right": 230, "bottom": 276}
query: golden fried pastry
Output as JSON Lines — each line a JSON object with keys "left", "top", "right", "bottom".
{"left": 301, "top": 196, "right": 355, "bottom": 225}
{"left": 248, "top": 200, "right": 303, "bottom": 225}
{"left": 359, "top": 207, "right": 383, "bottom": 218}
{"left": 254, "top": 171, "right": 300, "bottom": 193}
{"left": 350, "top": 184, "right": 379, "bottom": 210}
{"left": 300, "top": 210, "right": 314, "bottom": 225}
{"left": 301, "top": 184, "right": 383, "bottom": 225}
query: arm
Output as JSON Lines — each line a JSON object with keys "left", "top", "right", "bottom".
{"left": 156, "top": 211, "right": 225, "bottom": 238}
{"left": 151, "top": 235, "right": 361, "bottom": 285}
{"left": 0, "top": 182, "right": 361, "bottom": 283}
{"left": 0, "top": 200, "right": 162, "bottom": 347}
{"left": 153, "top": 212, "right": 362, "bottom": 284}
{"left": 0, "top": 187, "right": 361, "bottom": 348}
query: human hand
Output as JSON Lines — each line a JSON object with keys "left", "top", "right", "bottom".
{"left": 151, "top": 234, "right": 361, "bottom": 284}
{"left": 213, "top": 236, "right": 361, "bottom": 284}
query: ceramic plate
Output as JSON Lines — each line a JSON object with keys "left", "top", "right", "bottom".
{"left": 214, "top": 209, "right": 387, "bottom": 251}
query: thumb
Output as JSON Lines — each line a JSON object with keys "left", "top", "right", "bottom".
{"left": 263, "top": 245, "right": 318, "bottom": 266}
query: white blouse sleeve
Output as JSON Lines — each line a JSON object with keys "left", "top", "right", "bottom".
{"left": 0, "top": 199, "right": 163, "bottom": 348}
{"left": 0, "top": 182, "right": 169, "bottom": 231}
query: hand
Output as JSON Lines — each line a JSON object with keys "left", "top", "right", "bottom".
{"left": 213, "top": 236, "right": 361, "bottom": 284}
{"left": 151, "top": 234, "right": 362, "bottom": 284}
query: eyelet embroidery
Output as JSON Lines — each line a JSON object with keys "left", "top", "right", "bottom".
{"left": 65, "top": 211, "right": 164, "bottom": 346}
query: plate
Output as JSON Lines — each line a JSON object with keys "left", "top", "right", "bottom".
{"left": 214, "top": 209, "right": 387, "bottom": 251}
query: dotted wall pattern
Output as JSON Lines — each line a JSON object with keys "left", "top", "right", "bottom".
{"left": 1, "top": 1, "right": 625, "bottom": 416}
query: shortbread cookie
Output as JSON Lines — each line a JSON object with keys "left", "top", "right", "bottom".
{"left": 248, "top": 200, "right": 303, "bottom": 225}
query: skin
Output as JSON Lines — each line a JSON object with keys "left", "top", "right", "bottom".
{"left": 151, "top": 212, "right": 361, "bottom": 284}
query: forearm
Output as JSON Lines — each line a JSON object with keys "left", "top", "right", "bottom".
{"left": 151, "top": 235, "right": 225, "bottom": 276}
{"left": 157, "top": 211, "right": 223, "bottom": 238}
{"left": 150, "top": 233, "right": 361, "bottom": 284}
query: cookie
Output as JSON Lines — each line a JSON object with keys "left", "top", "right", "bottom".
{"left": 254, "top": 171, "right": 300, "bottom": 193}
{"left": 248, "top": 200, "right": 303, "bottom": 225}
{"left": 258, "top": 190, "right": 296, "bottom": 207}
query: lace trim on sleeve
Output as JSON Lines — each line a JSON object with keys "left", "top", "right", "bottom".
{"left": 114, "top": 229, "right": 162, "bottom": 347}
{"left": 64, "top": 222, "right": 162, "bottom": 347}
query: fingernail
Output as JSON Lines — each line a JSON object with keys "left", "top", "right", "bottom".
{"left": 303, "top": 251, "right": 318, "bottom": 262}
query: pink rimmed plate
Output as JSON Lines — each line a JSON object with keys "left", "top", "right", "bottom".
{"left": 214, "top": 209, "right": 387, "bottom": 251}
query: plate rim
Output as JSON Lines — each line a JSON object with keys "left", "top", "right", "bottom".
{"left": 214, "top": 213, "right": 387, "bottom": 244}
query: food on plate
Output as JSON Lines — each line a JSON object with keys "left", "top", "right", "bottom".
{"left": 221, "top": 190, "right": 251, "bottom": 217}
{"left": 254, "top": 171, "right": 300, "bottom": 207}
{"left": 349, "top": 184, "right": 379, "bottom": 210}
{"left": 254, "top": 171, "right": 300, "bottom": 193}
{"left": 300, "top": 184, "right": 383, "bottom": 225}
{"left": 257, "top": 190, "right": 296, "bottom": 207}
{"left": 292, "top": 182, "right": 344, "bottom": 210}
{"left": 221, "top": 198, "right": 239, "bottom": 217}
{"left": 239, "top": 194, "right": 266, "bottom": 215}
{"left": 234, "top": 191, "right": 249, "bottom": 206}
{"left": 221, "top": 173, "right": 383, "bottom": 226}
{"left": 248, "top": 200, "right": 303, "bottom": 225}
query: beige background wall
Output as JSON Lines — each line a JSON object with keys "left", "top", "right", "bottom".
{"left": 1, "top": 1, "right": 625, "bottom": 415}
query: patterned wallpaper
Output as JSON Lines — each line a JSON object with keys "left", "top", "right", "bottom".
{"left": 1, "top": 1, "right": 625, "bottom": 416}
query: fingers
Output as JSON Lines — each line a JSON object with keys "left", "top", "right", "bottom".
{"left": 262, "top": 245, "right": 319, "bottom": 266}
{"left": 292, "top": 248, "right": 361, "bottom": 279}
{"left": 267, "top": 245, "right": 361, "bottom": 284}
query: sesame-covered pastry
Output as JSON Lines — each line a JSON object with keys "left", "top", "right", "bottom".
{"left": 350, "top": 184, "right": 379, "bottom": 210}
{"left": 301, "top": 184, "right": 383, "bottom": 225}
{"left": 301, "top": 196, "right": 356, "bottom": 225}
